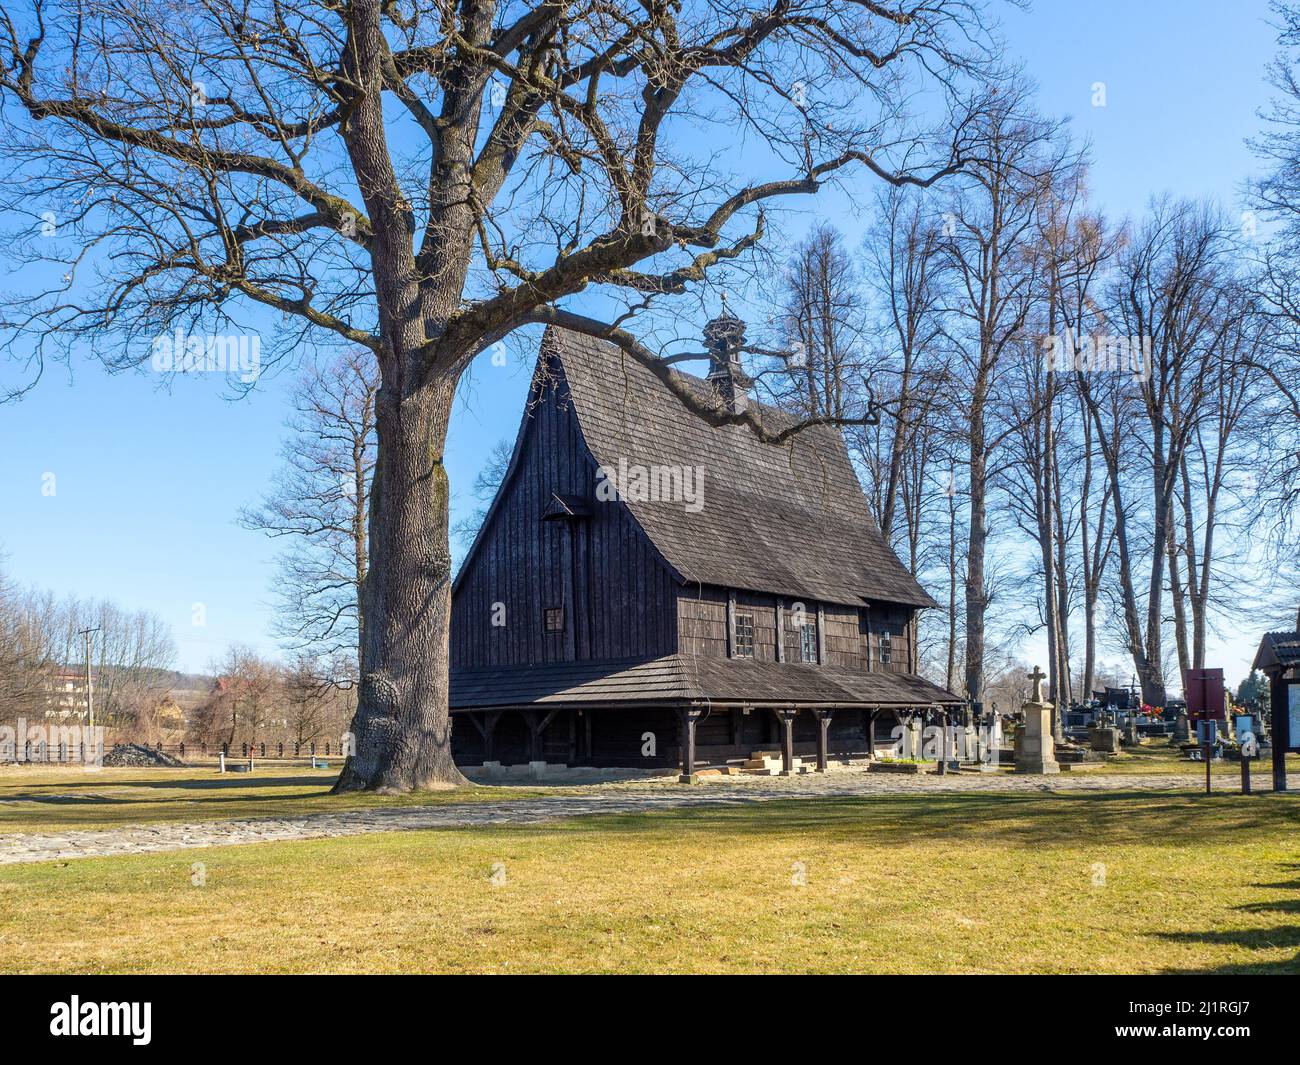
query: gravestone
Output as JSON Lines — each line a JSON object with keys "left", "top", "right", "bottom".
{"left": 1015, "top": 666, "right": 1060, "bottom": 774}
{"left": 1089, "top": 724, "right": 1120, "bottom": 753}
{"left": 1172, "top": 711, "right": 1191, "bottom": 744}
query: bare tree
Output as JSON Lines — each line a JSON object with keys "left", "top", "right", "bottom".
{"left": 938, "top": 80, "right": 1073, "bottom": 709}
{"left": 193, "top": 645, "right": 279, "bottom": 749}
{"left": 281, "top": 653, "right": 351, "bottom": 747}
{"left": 770, "top": 224, "right": 865, "bottom": 419}
{"left": 451, "top": 437, "right": 514, "bottom": 555}
{"left": 240, "top": 349, "right": 377, "bottom": 673}
{"left": 859, "top": 187, "right": 951, "bottom": 552}
{"left": 1248, "top": 1, "right": 1300, "bottom": 565}
{"left": 1097, "top": 200, "right": 1235, "bottom": 704}
{"left": 0, "top": 1, "right": 993, "bottom": 790}
{"left": 0, "top": 563, "right": 175, "bottom": 732}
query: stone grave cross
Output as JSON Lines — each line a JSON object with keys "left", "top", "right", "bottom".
{"left": 1029, "top": 664, "right": 1047, "bottom": 704}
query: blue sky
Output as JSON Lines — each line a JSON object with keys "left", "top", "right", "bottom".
{"left": 0, "top": 0, "right": 1287, "bottom": 679}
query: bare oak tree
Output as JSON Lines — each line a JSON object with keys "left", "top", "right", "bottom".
{"left": 1, "top": 0, "right": 990, "bottom": 789}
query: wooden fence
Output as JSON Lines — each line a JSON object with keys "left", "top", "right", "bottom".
{"left": 0, "top": 740, "right": 343, "bottom": 764}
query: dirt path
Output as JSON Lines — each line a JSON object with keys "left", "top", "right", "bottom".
{"left": 2, "top": 770, "right": 1293, "bottom": 866}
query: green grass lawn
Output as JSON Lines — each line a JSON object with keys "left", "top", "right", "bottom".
{"left": 0, "top": 765, "right": 543, "bottom": 833}
{"left": 1080, "top": 741, "right": 1300, "bottom": 776}
{"left": 1, "top": 790, "right": 1297, "bottom": 974}
{"left": 1, "top": 745, "right": 1294, "bottom": 836}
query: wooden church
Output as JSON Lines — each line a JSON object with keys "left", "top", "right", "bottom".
{"left": 449, "top": 313, "right": 963, "bottom": 779}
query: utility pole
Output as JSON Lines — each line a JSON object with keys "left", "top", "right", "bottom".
{"left": 77, "top": 627, "right": 100, "bottom": 732}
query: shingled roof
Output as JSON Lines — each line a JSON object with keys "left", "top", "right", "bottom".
{"left": 546, "top": 327, "right": 937, "bottom": 609}
{"left": 451, "top": 653, "right": 962, "bottom": 710}
{"left": 1253, "top": 631, "right": 1300, "bottom": 673}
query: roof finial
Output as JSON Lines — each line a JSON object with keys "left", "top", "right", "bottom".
{"left": 703, "top": 295, "right": 749, "bottom": 414}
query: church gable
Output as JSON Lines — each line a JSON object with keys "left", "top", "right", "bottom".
{"left": 450, "top": 349, "right": 679, "bottom": 670}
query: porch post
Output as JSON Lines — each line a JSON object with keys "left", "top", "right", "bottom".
{"left": 522, "top": 709, "right": 541, "bottom": 763}
{"left": 813, "top": 709, "right": 833, "bottom": 772}
{"left": 678, "top": 708, "right": 704, "bottom": 784}
{"left": 866, "top": 708, "right": 878, "bottom": 758}
{"left": 483, "top": 711, "right": 501, "bottom": 763}
{"left": 523, "top": 709, "right": 560, "bottom": 765}
{"left": 1269, "top": 667, "right": 1288, "bottom": 792}
{"left": 777, "top": 708, "right": 797, "bottom": 775}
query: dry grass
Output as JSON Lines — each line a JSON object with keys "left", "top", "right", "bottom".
{"left": 2, "top": 789, "right": 1298, "bottom": 974}
{"left": 0, "top": 764, "right": 543, "bottom": 833}
{"left": 1090, "top": 742, "right": 1300, "bottom": 776}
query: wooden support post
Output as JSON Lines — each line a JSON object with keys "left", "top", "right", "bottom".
{"left": 532, "top": 709, "right": 559, "bottom": 764}
{"left": 678, "top": 708, "right": 704, "bottom": 783}
{"left": 813, "top": 709, "right": 833, "bottom": 772}
{"left": 1204, "top": 727, "right": 1212, "bottom": 796}
{"left": 777, "top": 709, "right": 797, "bottom": 775}
{"left": 1269, "top": 668, "right": 1288, "bottom": 793}
{"left": 937, "top": 709, "right": 949, "bottom": 776}
{"left": 469, "top": 711, "right": 502, "bottom": 764}
{"left": 520, "top": 710, "right": 539, "bottom": 762}
{"left": 522, "top": 709, "right": 559, "bottom": 764}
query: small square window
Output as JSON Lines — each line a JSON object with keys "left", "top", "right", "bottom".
{"left": 880, "top": 631, "right": 893, "bottom": 665}
{"left": 734, "top": 612, "right": 755, "bottom": 658}
{"left": 799, "top": 622, "right": 817, "bottom": 663}
{"left": 543, "top": 607, "right": 564, "bottom": 634}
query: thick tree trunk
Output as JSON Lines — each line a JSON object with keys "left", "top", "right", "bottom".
{"left": 1167, "top": 534, "right": 1192, "bottom": 682}
{"left": 946, "top": 489, "right": 959, "bottom": 695}
{"left": 965, "top": 402, "right": 988, "bottom": 707}
{"left": 334, "top": 374, "right": 468, "bottom": 792}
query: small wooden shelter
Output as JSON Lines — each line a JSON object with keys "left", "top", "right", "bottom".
{"left": 1253, "top": 610, "right": 1300, "bottom": 791}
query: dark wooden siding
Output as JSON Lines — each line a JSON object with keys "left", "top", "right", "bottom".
{"left": 676, "top": 586, "right": 781, "bottom": 661}
{"left": 676, "top": 587, "right": 918, "bottom": 675}
{"left": 676, "top": 586, "right": 727, "bottom": 657}
{"left": 452, "top": 363, "right": 679, "bottom": 668}
{"left": 863, "top": 602, "right": 914, "bottom": 674}
{"left": 823, "top": 605, "right": 860, "bottom": 669}
{"left": 737, "top": 591, "right": 778, "bottom": 662}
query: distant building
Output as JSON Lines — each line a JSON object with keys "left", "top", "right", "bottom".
{"left": 43, "top": 670, "right": 89, "bottom": 719}
{"left": 449, "top": 319, "right": 962, "bottom": 778}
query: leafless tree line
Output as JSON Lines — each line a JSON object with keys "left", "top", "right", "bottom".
{"left": 0, "top": 561, "right": 176, "bottom": 735}
{"left": 188, "top": 644, "right": 354, "bottom": 751}
{"left": 762, "top": 79, "right": 1298, "bottom": 725}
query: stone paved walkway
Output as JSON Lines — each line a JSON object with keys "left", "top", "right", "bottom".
{"left": 2, "top": 770, "right": 1294, "bottom": 866}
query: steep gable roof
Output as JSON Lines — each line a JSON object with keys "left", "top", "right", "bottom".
{"left": 548, "top": 327, "right": 936, "bottom": 609}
